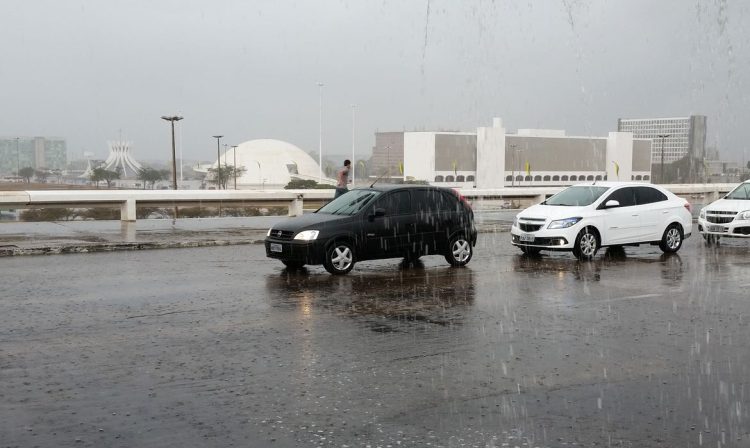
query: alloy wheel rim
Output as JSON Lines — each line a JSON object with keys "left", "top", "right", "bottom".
{"left": 666, "top": 228, "right": 681, "bottom": 249}
{"left": 452, "top": 239, "right": 471, "bottom": 262}
{"left": 331, "top": 246, "right": 352, "bottom": 270}
{"left": 580, "top": 233, "right": 597, "bottom": 256}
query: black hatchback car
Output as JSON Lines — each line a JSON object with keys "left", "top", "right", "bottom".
{"left": 265, "top": 185, "right": 477, "bottom": 274}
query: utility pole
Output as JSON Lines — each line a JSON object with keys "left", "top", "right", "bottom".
{"left": 657, "top": 134, "right": 670, "bottom": 184}
{"left": 351, "top": 104, "right": 356, "bottom": 185}
{"left": 317, "top": 81, "right": 324, "bottom": 182}
{"left": 15, "top": 137, "right": 20, "bottom": 179}
{"left": 231, "top": 145, "right": 238, "bottom": 190}
{"left": 212, "top": 135, "right": 223, "bottom": 189}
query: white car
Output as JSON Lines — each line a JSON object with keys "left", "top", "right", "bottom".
{"left": 511, "top": 182, "right": 693, "bottom": 259}
{"left": 698, "top": 180, "right": 750, "bottom": 244}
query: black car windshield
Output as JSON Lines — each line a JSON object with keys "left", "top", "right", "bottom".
{"left": 545, "top": 186, "right": 610, "bottom": 206}
{"left": 725, "top": 183, "right": 750, "bottom": 200}
{"left": 316, "top": 189, "right": 381, "bottom": 215}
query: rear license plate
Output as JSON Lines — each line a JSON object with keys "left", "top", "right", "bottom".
{"left": 270, "top": 243, "right": 283, "bottom": 253}
{"left": 519, "top": 233, "right": 535, "bottom": 242}
{"left": 707, "top": 225, "right": 724, "bottom": 232}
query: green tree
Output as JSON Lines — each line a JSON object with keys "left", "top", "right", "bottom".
{"left": 137, "top": 167, "right": 170, "bottom": 189}
{"left": 34, "top": 170, "right": 49, "bottom": 183}
{"left": 91, "top": 167, "right": 120, "bottom": 189}
{"left": 207, "top": 165, "right": 247, "bottom": 189}
{"left": 284, "top": 179, "right": 335, "bottom": 189}
{"left": 18, "top": 167, "right": 35, "bottom": 183}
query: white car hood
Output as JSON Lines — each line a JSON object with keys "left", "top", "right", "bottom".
{"left": 517, "top": 203, "right": 589, "bottom": 221}
{"left": 704, "top": 198, "right": 750, "bottom": 213}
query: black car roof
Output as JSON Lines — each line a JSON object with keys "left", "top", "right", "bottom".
{"left": 353, "top": 184, "right": 453, "bottom": 193}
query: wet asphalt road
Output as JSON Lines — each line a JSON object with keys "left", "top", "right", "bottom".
{"left": 1, "top": 233, "right": 750, "bottom": 447}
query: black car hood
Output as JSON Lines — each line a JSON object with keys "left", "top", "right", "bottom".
{"left": 271, "top": 212, "right": 353, "bottom": 232}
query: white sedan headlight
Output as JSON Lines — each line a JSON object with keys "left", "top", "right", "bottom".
{"left": 738, "top": 210, "right": 750, "bottom": 220}
{"left": 294, "top": 230, "right": 320, "bottom": 241}
{"left": 548, "top": 217, "right": 582, "bottom": 229}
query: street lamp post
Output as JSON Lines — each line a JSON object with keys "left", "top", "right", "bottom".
{"left": 351, "top": 104, "right": 355, "bottom": 185}
{"left": 317, "top": 81, "right": 324, "bottom": 182}
{"left": 657, "top": 134, "right": 670, "bottom": 184}
{"left": 15, "top": 137, "right": 20, "bottom": 179}
{"left": 231, "top": 145, "right": 238, "bottom": 190}
{"left": 212, "top": 135, "right": 223, "bottom": 189}
{"left": 160, "top": 115, "right": 183, "bottom": 190}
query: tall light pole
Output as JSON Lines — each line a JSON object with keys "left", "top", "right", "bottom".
{"left": 657, "top": 134, "right": 670, "bottom": 184}
{"left": 231, "top": 145, "right": 238, "bottom": 190}
{"left": 317, "top": 81, "right": 324, "bottom": 182}
{"left": 161, "top": 115, "right": 183, "bottom": 190}
{"left": 351, "top": 104, "right": 356, "bottom": 185}
{"left": 15, "top": 137, "right": 20, "bottom": 178}
{"left": 212, "top": 135, "right": 223, "bottom": 189}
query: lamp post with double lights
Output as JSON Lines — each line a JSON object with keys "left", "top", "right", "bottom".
{"left": 160, "top": 115, "right": 183, "bottom": 190}
{"left": 657, "top": 134, "right": 670, "bottom": 184}
{"left": 212, "top": 135, "right": 223, "bottom": 189}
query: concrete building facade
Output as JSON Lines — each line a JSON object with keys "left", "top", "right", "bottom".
{"left": 0, "top": 137, "right": 67, "bottom": 175}
{"left": 385, "top": 118, "right": 652, "bottom": 188}
{"left": 617, "top": 115, "right": 707, "bottom": 164}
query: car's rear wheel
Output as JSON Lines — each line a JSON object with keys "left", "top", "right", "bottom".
{"left": 572, "top": 228, "right": 599, "bottom": 260}
{"left": 281, "top": 260, "right": 305, "bottom": 270}
{"left": 323, "top": 241, "right": 355, "bottom": 275}
{"left": 445, "top": 235, "right": 473, "bottom": 266}
{"left": 659, "top": 224, "right": 683, "bottom": 253}
{"left": 519, "top": 246, "right": 541, "bottom": 256}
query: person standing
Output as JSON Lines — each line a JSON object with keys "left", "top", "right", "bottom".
{"left": 334, "top": 160, "right": 351, "bottom": 198}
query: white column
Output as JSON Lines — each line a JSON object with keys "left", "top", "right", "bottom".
{"left": 606, "top": 132, "right": 634, "bottom": 182}
{"left": 120, "top": 198, "right": 136, "bottom": 222}
{"left": 476, "top": 117, "right": 506, "bottom": 189}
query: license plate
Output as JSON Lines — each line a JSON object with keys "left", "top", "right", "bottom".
{"left": 519, "top": 233, "right": 535, "bottom": 242}
{"left": 707, "top": 225, "right": 724, "bottom": 232}
{"left": 270, "top": 243, "right": 283, "bottom": 253}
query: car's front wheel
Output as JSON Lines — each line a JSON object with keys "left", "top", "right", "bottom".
{"left": 445, "top": 235, "right": 473, "bottom": 266}
{"left": 572, "top": 228, "right": 599, "bottom": 260}
{"left": 323, "top": 241, "right": 355, "bottom": 275}
{"left": 659, "top": 224, "right": 683, "bottom": 253}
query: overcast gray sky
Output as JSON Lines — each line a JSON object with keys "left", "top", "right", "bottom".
{"left": 2, "top": 0, "right": 748, "bottom": 163}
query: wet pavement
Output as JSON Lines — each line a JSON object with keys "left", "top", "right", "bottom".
{"left": 1, "top": 233, "right": 750, "bottom": 447}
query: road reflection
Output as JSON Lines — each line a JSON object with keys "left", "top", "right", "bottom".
{"left": 265, "top": 265, "right": 476, "bottom": 330}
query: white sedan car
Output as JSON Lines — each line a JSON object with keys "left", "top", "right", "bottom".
{"left": 511, "top": 182, "right": 693, "bottom": 259}
{"left": 698, "top": 180, "right": 750, "bottom": 244}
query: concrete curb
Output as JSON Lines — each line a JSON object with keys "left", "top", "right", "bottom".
{"left": 0, "top": 239, "right": 265, "bottom": 257}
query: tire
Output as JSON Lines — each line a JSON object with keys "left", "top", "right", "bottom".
{"left": 572, "top": 228, "right": 599, "bottom": 260}
{"left": 445, "top": 234, "right": 473, "bottom": 267}
{"left": 519, "top": 246, "right": 541, "bottom": 256}
{"left": 281, "top": 260, "right": 305, "bottom": 270}
{"left": 659, "top": 224, "right": 683, "bottom": 253}
{"left": 323, "top": 241, "right": 355, "bottom": 275}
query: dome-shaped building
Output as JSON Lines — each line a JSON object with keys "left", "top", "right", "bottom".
{"left": 213, "top": 139, "right": 333, "bottom": 189}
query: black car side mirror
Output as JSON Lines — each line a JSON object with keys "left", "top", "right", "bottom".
{"left": 368, "top": 208, "right": 386, "bottom": 222}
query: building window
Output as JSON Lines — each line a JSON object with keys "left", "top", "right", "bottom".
{"left": 515, "top": 175, "right": 523, "bottom": 182}
{"left": 445, "top": 175, "right": 455, "bottom": 182}
{"left": 543, "top": 175, "right": 551, "bottom": 181}
{"left": 631, "top": 175, "right": 635, "bottom": 180}
{"left": 525, "top": 175, "right": 532, "bottom": 181}
{"left": 635, "top": 175, "right": 642, "bottom": 181}
{"left": 644, "top": 175, "right": 650, "bottom": 181}
{"left": 456, "top": 175, "right": 465, "bottom": 182}
{"left": 604, "top": 175, "right": 608, "bottom": 181}
{"left": 434, "top": 175, "right": 444, "bottom": 182}
{"left": 586, "top": 175, "right": 594, "bottom": 181}
{"left": 595, "top": 175, "right": 602, "bottom": 181}
{"left": 552, "top": 175, "right": 560, "bottom": 181}
{"left": 467, "top": 175, "right": 475, "bottom": 182}
{"left": 570, "top": 175, "right": 577, "bottom": 181}
{"left": 505, "top": 175, "right": 512, "bottom": 181}
{"left": 533, "top": 175, "right": 541, "bottom": 181}
{"left": 561, "top": 175, "right": 569, "bottom": 181}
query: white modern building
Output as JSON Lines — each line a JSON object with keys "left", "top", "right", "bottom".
{"left": 209, "top": 139, "right": 333, "bottom": 189}
{"left": 617, "top": 115, "right": 707, "bottom": 164}
{"left": 399, "top": 118, "right": 652, "bottom": 188}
